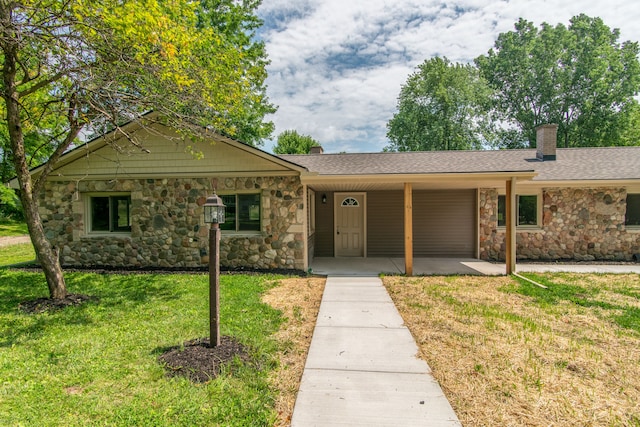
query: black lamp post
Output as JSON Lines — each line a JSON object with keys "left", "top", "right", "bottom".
{"left": 203, "top": 191, "right": 225, "bottom": 347}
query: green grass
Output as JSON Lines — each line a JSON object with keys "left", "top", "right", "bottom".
{"left": 0, "top": 270, "right": 286, "bottom": 426}
{"left": 506, "top": 272, "right": 640, "bottom": 333}
{"left": 0, "top": 220, "right": 28, "bottom": 237}
{"left": 0, "top": 243, "right": 36, "bottom": 266}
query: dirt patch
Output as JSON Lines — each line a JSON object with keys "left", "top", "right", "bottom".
{"left": 158, "top": 336, "right": 250, "bottom": 383}
{"left": 0, "top": 235, "right": 30, "bottom": 247}
{"left": 262, "top": 277, "right": 326, "bottom": 427}
{"left": 18, "top": 294, "right": 97, "bottom": 314}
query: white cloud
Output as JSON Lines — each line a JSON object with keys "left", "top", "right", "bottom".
{"left": 259, "top": 0, "right": 640, "bottom": 153}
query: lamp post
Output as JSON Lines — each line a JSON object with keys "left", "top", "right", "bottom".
{"left": 203, "top": 191, "right": 225, "bottom": 347}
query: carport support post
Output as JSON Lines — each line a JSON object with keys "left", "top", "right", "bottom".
{"left": 209, "top": 222, "right": 221, "bottom": 347}
{"left": 505, "top": 178, "right": 517, "bottom": 275}
{"left": 404, "top": 183, "right": 413, "bottom": 276}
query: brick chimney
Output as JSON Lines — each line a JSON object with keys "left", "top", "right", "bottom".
{"left": 309, "top": 145, "right": 324, "bottom": 154}
{"left": 536, "top": 124, "right": 558, "bottom": 161}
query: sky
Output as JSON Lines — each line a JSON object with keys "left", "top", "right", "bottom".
{"left": 255, "top": 0, "right": 640, "bottom": 154}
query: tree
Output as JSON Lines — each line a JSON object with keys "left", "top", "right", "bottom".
{"left": 385, "top": 57, "right": 492, "bottom": 152}
{"left": 475, "top": 15, "right": 640, "bottom": 148}
{"left": 1, "top": 0, "right": 274, "bottom": 300}
{"left": 196, "top": 0, "right": 275, "bottom": 146}
{"left": 273, "top": 130, "right": 320, "bottom": 154}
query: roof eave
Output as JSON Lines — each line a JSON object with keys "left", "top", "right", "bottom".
{"left": 301, "top": 171, "right": 538, "bottom": 186}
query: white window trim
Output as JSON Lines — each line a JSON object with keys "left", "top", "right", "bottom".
{"left": 84, "top": 192, "right": 132, "bottom": 236}
{"left": 496, "top": 190, "right": 543, "bottom": 231}
{"left": 308, "top": 189, "right": 316, "bottom": 235}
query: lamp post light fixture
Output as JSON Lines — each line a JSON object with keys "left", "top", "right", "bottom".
{"left": 203, "top": 191, "right": 225, "bottom": 347}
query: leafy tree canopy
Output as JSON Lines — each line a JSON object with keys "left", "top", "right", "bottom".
{"left": 475, "top": 14, "right": 640, "bottom": 148}
{"left": 273, "top": 130, "right": 320, "bottom": 154}
{"left": 0, "top": 0, "right": 274, "bottom": 299}
{"left": 385, "top": 57, "right": 492, "bottom": 152}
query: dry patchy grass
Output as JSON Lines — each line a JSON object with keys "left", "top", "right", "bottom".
{"left": 263, "top": 277, "right": 325, "bottom": 426}
{"left": 384, "top": 274, "right": 640, "bottom": 426}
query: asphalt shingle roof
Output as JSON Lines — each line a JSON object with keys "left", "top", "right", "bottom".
{"left": 279, "top": 147, "right": 640, "bottom": 182}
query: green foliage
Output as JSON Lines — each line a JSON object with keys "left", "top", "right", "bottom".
{"left": 195, "top": 0, "right": 276, "bottom": 145}
{"left": 0, "top": 271, "right": 285, "bottom": 426}
{"left": 2, "top": 0, "right": 275, "bottom": 150}
{"left": 0, "top": 185, "right": 22, "bottom": 220}
{"left": 273, "top": 129, "right": 321, "bottom": 154}
{"left": 386, "top": 57, "right": 493, "bottom": 152}
{"left": 476, "top": 14, "right": 640, "bottom": 148}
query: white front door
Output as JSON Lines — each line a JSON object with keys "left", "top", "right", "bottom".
{"left": 335, "top": 193, "right": 365, "bottom": 257}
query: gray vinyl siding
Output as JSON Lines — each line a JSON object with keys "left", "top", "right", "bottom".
{"left": 413, "top": 190, "right": 476, "bottom": 257}
{"left": 315, "top": 189, "right": 476, "bottom": 258}
{"left": 367, "top": 191, "right": 404, "bottom": 256}
{"left": 314, "top": 191, "right": 334, "bottom": 256}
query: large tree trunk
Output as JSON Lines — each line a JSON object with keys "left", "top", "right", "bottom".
{"left": 6, "top": 99, "right": 69, "bottom": 300}
{"left": 20, "top": 186, "right": 68, "bottom": 300}
{"left": 2, "top": 14, "right": 68, "bottom": 300}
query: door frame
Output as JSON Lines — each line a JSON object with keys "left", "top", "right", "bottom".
{"left": 333, "top": 192, "right": 367, "bottom": 257}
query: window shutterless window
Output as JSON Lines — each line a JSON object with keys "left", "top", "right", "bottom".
{"left": 90, "top": 195, "right": 131, "bottom": 232}
{"left": 626, "top": 194, "right": 640, "bottom": 227}
{"left": 220, "top": 194, "right": 261, "bottom": 232}
{"left": 497, "top": 194, "right": 538, "bottom": 227}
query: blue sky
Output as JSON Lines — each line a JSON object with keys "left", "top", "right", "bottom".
{"left": 256, "top": 0, "right": 640, "bottom": 153}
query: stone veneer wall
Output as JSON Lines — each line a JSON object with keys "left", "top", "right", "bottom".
{"left": 479, "top": 187, "right": 640, "bottom": 261}
{"left": 38, "top": 176, "right": 305, "bottom": 270}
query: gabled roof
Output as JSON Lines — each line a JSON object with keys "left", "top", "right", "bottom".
{"left": 10, "top": 114, "right": 306, "bottom": 187}
{"left": 280, "top": 146, "right": 640, "bottom": 182}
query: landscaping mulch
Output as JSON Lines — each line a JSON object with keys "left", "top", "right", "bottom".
{"left": 18, "top": 294, "right": 97, "bottom": 314}
{"left": 158, "top": 336, "right": 250, "bottom": 383}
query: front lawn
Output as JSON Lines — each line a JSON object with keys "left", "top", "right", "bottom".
{"left": 0, "top": 243, "right": 35, "bottom": 266}
{"left": 0, "top": 220, "right": 28, "bottom": 237}
{"left": 384, "top": 273, "right": 640, "bottom": 426}
{"left": 0, "top": 270, "right": 323, "bottom": 426}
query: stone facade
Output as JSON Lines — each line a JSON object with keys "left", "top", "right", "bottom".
{"left": 38, "top": 176, "right": 305, "bottom": 270}
{"left": 479, "top": 187, "right": 640, "bottom": 261}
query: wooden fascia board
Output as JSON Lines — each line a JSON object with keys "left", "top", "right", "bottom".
{"left": 299, "top": 171, "right": 537, "bottom": 186}
{"left": 42, "top": 170, "right": 301, "bottom": 181}
{"left": 518, "top": 179, "right": 640, "bottom": 189}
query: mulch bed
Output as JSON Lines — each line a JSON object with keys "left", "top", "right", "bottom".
{"left": 18, "top": 294, "right": 97, "bottom": 314}
{"left": 11, "top": 264, "right": 307, "bottom": 277}
{"left": 158, "top": 336, "right": 250, "bottom": 383}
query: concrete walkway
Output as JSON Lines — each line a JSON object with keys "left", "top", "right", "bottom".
{"left": 291, "top": 276, "right": 461, "bottom": 426}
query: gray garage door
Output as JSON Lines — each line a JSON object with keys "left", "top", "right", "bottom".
{"left": 412, "top": 190, "right": 476, "bottom": 257}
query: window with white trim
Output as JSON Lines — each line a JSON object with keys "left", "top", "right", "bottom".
{"left": 89, "top": 195, "right": 131, "bottom": 233}
{"left": 626, "top": 194, "right": 640, "bottom": 227}
{"left": 497, "top": 194, "right": 539, "bottom": 228}
{"left": 220, "top": 194, "right": 261, "bottom": 232}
